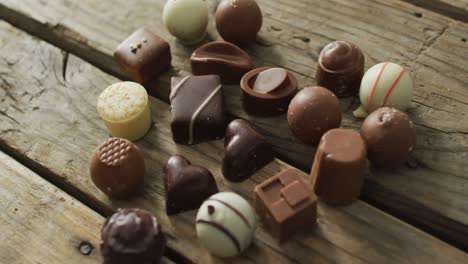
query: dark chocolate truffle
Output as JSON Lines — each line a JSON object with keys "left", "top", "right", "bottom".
{"left": 114, "top": 28, "right": 171, "bottom": 84}
{"left": 101, "top": 208, "right": 165, "bottom": 264}
{"left": 191, "top": 41, "right": 253, "bottom": 84}
{"left": 255, "top": 168, "right": 317, "bottom": 242}
{"left": 311, "top": 129, "right": 367, "bottom": 205}
{"left": 316, "top": 41, "right": 364, "bottom": 97}
{"left": 287, "top": 86, "right": 342, "bottom": 145}
{"left": 222, "top": 119, "right": 274, "bottom": 182}
{"left": 170, "top": 75, "right": 226, "bottom": 144}
{"left": 90, "top": 138, "right": 145, "bottom": 199}
{"left": 241, "top": 67, "right": 298, "bottom": 116}
{"left": 215, "top": 0, "right": 262, "bottom": 44}
{"left": 164, "top": 155, "right": 219, "bottom": 215}
{"left": 360, "top": 107, "right": 416, "bottom": 168}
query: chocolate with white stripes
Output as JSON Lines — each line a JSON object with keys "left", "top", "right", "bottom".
{"left": 170, "top": 75, "right": 226, "bottom": 144}
{"left": 354, "top": 62, "right": 413, "bottom": 118}
{"left": 255, "top": 168, "right": 317, "bottom": 242}
{"left": 196, "top": 192, "right": 257, "bottom": 257}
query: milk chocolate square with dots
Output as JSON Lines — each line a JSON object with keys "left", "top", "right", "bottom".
{"left": 169, "top": 75, "right": 226, "bottom": 145}
{"left": 254, "top": 168, "right": 317, "bottom": 242}
{"left": 114, "top": 28, "right": 171, "bottom": 84}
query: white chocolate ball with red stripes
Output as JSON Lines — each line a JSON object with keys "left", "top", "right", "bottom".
{"left": 196, "top": 192, "right": 257, "bottom": 257}
{"left": 354, "top": 62, "right": 413, "bottom": 118}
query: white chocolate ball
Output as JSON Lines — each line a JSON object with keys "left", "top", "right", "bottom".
{"left": 354, "top": 62, "right": 413, "bottom": 118}
{"left": 196, "top": 192, "right": 257, "bottom": 258}
{"left": 97, "top": 82, "right": 152, "bottom": 141}
{"left": 162, "top": 0, "right": 209, "bottom": 45}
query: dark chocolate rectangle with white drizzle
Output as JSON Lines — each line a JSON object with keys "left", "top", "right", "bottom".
{"left": 170, "top": 75, "right": 226, "bottom": 144}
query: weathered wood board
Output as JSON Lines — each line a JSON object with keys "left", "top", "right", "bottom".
{"left": 1, "top": 0, "right": 467, "bottom": 249}
{"left": 0, "top": 150, "right": 175, "bottom": 264}
{"left": 402, "top": 0, "right": 468, "bottom": 22}
{"left": 1, "top": 21, "right": 468, "bottom": 263}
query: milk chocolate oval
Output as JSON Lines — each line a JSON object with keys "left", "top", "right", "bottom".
{"left": 240, "top": 67, "right": 298, "bottom": 116}
{"left": 191, "top": 41, "right": 253, "bottom": 84}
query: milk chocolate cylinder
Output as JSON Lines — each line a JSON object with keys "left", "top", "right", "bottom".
{"left": 311, "top": 129, "right": 367, "bottom": 205}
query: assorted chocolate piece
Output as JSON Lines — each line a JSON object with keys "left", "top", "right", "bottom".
{"left": 215, "top": 0, "right": 263, "bottom": 44}
{"left": 90, "top": 138, "right": 145, "bottom": 199}
{"left": 222, "top": 119, "right": 274, "bottom": 182}
{"left": 360, "top": 107, "right": 416, "bottom": 168}
{"left": 97, "top": 82, "right": 152, "bottom": 141}
{"left": 354, "top": 62, "right": 413, "bottom": 118}
{"left": 316, "top": 41, "right": 364, "bottom": 97}
{"left": 241, "top": 67, "right": 298, "bottom": 116}
{"left": 164, "top": 155, "right": 219, "bottom": 215}
{"left": 170, "top": 75, "right": 226, "bottom": 144}
{"left": 114, "top": 28, "right": 171, "bottom": 84}
{"left": 101, "top": 208, "right": 165, "bottom": 264}
{"left": 191, "top": 41, "right": 254, "bottom": 84}
{"left": 287, "top": 86, "right": 342, "bottom": 145}
{"left": 196, "top": 192, "right": 257, "bottom": 257}
{"left": 311, "top": 129, "right": 367, "bottom": 205}
{"left": 163, "top": 0, "right": 209, "bottom": 44}
{"left": 255, "top": 168, "right": 317, "bottom": 242}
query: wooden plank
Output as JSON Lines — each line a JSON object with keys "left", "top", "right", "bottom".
{"left": 401, "top": 0, "right": 468, "bottom": 22}
{"left": 1, "top": 21, "right": 467, "bottom": 264}
{"left": 0, "top": 150, "right": 175, "bottom": 264}
{"left": 2, "top": 0, "right": 467, "bottom": 250}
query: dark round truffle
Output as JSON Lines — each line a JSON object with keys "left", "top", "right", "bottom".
{"left": 316, "top": 41, "right": 364, "bottom": 97}
{"left": 101, "top": 208, "right": 165, "bottom": 264}
{"left": 215, "top": 0, "right": 262, "bottom": 44}
{"left": 90, "top": 137, "right": 145, "bottom": 199}
{"left": 360, "top": 107, "right": 416, "bottom": 168}
{"left": 287, "top": 86, "right": 342, "bottom": 145}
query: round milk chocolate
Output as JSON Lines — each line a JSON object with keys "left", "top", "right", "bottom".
{"left": 241, "top": 67, "right": 298, "bottom": 116}
{"left": 287, "top": 86, "right": 342, "bottom": 145}
{"left": 316, "top": 41, "right": 364, "bottom": 97}
{"left": 90, "top": 138, "right": 145, "bottom": 199}
{"left": 311, "top": 129, "right": 367, "bottom": 205}
{"left": 360, "top": 107, "right": 416, "bottom": 168}
{"left": 215, "top": 0, "right": 262, "bottom": 44}
{"left": 101, "top": 208, "right": 165, "bottom": 264}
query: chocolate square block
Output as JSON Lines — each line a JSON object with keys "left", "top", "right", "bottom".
{"left": 254, "top": 168, "right": 317, "bottom": 242}
{"left": 114, "top": 28, "right": 171, "bottom": 84}
{"left": 170, "top": 75, "right": 226, "bottom": 144}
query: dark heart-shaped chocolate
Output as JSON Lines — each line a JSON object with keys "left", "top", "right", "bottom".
{"left": 190, "top": 41, "right": 253, "bottom": 84}
{"left": 164, "top": 155, "right": 218, "bottom": 215}
{"left": 222, "top": 119, "right": 274, "bottom": 182}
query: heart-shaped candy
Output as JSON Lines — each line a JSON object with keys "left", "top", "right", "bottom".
{"left": 164, "top": 155, "right": 219, "bottom": 215}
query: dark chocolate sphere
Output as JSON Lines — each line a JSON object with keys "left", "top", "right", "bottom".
{"left": 215, "top": 0, "right": 262, "bottom": 44}
{"left": 90, "top": 138, "right": 145, "bottom": 199}
{"left": 360, "top": 107, "right": 416, "bottom": 168}
{"left": 101, "top": 208, "right": 165, "bottom": 264}
{"left": 287, "top": 86, "right": 342, "bottom": 145}
{"left": 316, "top": 41, "right": 364, "bottom": 97}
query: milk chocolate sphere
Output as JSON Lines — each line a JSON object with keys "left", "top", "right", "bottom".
{"left": 360, "top": 107, "right": 416, "bottom": 168}
{"left": 316, "top": 41, "right": 364, "bottom": 97}
{"left": 287, "top": 86, "right": 342, "bottom": 145}
{"left": 215, "top": 0, "right": 262, "bottom": 44}
{"left": 101, "top": 208, "right": 165, "bottom": 264}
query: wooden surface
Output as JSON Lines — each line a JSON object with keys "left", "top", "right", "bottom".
{"left": 0, "top": 150, "right": 175, "bottom": 264}
{"left": 401, "top": 0, "right": 468, "bottom": 22}
{"left": 1, "top": 21, "right": 467, "bottom": 263}
{"left": 1, "top": 0, "right": 467, "bottom": 250}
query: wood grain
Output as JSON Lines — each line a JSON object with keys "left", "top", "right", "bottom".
{"left": 1, "top": 21, "right": 467, "bottom": 263}
{"left": 0, "top": 150, "right": 175, "bottom": 264}
{"left": 1, "top": 0, "right": 467, "bottom": 249}
{"left": 401, "top": 0, "right": 468, "bottom": 22}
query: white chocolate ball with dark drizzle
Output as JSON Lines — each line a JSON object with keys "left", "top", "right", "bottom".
{"left": 196, "top": 192, "right": 257, "bottom": 257}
